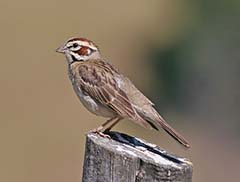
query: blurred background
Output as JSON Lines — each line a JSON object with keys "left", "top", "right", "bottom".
{"left": 0, "top": 0, "right": 239, "bottom": 181}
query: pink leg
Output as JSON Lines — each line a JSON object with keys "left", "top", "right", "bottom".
{"left": 104, "top": 117, "right": 122, "bottom": 132}
{"left": 89, "top": 116, "right": 118, "bottom": 138}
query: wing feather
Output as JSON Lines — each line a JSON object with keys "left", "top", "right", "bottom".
{"left": 77, "top": 60, "right": 151, "bottom": 128}
{"left": 73, "top": 59, "right": 190, "bottom": 147}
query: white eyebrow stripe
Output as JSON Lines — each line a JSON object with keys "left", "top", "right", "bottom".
{"left": 67, "top": 40, "right": 98, "bottom": 51}
{"left": 78, "top": 41, "right": 98, "bottom": 50}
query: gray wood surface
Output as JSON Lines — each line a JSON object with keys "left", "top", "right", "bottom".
{"left": 82, "top": 132, "right": 192, "bottom": 182}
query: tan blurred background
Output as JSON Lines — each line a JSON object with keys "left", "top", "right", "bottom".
{"left": 0, "top": 0, "right": 240, "bottom": 182}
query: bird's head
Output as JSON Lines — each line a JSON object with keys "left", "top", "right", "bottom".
{"left": 56, "top": 37, "right": 101, "bottom": 63}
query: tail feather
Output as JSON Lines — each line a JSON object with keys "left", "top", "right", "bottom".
{"left": 157, "top": 115, "right": 190, "bottom": 148}
{"left": 135, "top": 107, "right": 190, "bottom": 148}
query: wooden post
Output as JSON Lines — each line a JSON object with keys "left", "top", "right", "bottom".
{"left": 82, "top": 131, "right": 193, "bottom": 182}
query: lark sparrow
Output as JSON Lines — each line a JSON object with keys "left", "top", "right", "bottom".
{"left": 56, "top": 37, "right": 190, "bottom": 148}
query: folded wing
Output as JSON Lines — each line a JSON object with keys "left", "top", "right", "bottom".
{"left": 77, "top": 60, "right": 152, "bottom": 129}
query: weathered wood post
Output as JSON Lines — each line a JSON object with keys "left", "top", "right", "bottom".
{"left": 82, "top": 131, "right": 193, "bottom": 182}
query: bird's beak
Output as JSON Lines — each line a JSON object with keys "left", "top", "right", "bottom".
{"left": 56, "top": 45, "right": 66, "bottom": 53}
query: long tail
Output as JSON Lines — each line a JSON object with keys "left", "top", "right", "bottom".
{"left": 156, "top": 115, "right": 190, "bottom": 148}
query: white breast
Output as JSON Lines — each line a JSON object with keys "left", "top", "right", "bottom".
{"left": 75, "top": 85, "right": 116, "bottom": 118}
{"left": 68, "top": 68, "right": 116, "bottom": 118}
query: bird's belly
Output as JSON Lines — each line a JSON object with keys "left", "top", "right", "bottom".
{"left": 73, "top": 85, "right": 116, "bottom": 118}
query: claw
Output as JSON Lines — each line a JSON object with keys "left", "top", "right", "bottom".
{"left": 88, "top": 126, "right": 103, "bottom": 133}
{"left": 97, "top": 131, "right": 111, "bottom": 139}
{"left": 88, "top": 127, "right": 111, "bottom": 139}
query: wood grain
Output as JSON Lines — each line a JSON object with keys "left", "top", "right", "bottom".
{"left": 82, "top": 132, "right": 192, "bottom": 182}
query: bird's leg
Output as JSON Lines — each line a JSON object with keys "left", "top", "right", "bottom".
{"left": 103, "top": 117, "right": 118, "bottom": 127}
{"left": 104, "top": 117, "right": 122, "bottom": 132}
{"left": 88, "top": 116, "right": 118, "bottom": 138}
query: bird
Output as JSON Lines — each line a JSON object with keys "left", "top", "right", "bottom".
{"left": 56, "top": 37, "right": 190, "bottom": 148}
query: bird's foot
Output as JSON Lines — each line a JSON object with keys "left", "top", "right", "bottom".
{"left": 88, "top": 127, "right": 111, "bottom": 139}
{"left": 96, "top": 131, "right": 111, "bottom": 139}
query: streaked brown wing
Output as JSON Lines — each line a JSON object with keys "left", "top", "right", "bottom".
{"left": 119, "top": 76, "right": 154, "bottom": 106}
{"left": 77, "top": 60, "right": 151, "bottom": 128}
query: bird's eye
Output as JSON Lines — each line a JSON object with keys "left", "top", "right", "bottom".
{"left": 72, "top": 43, "right": 79, "bottom": 48}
